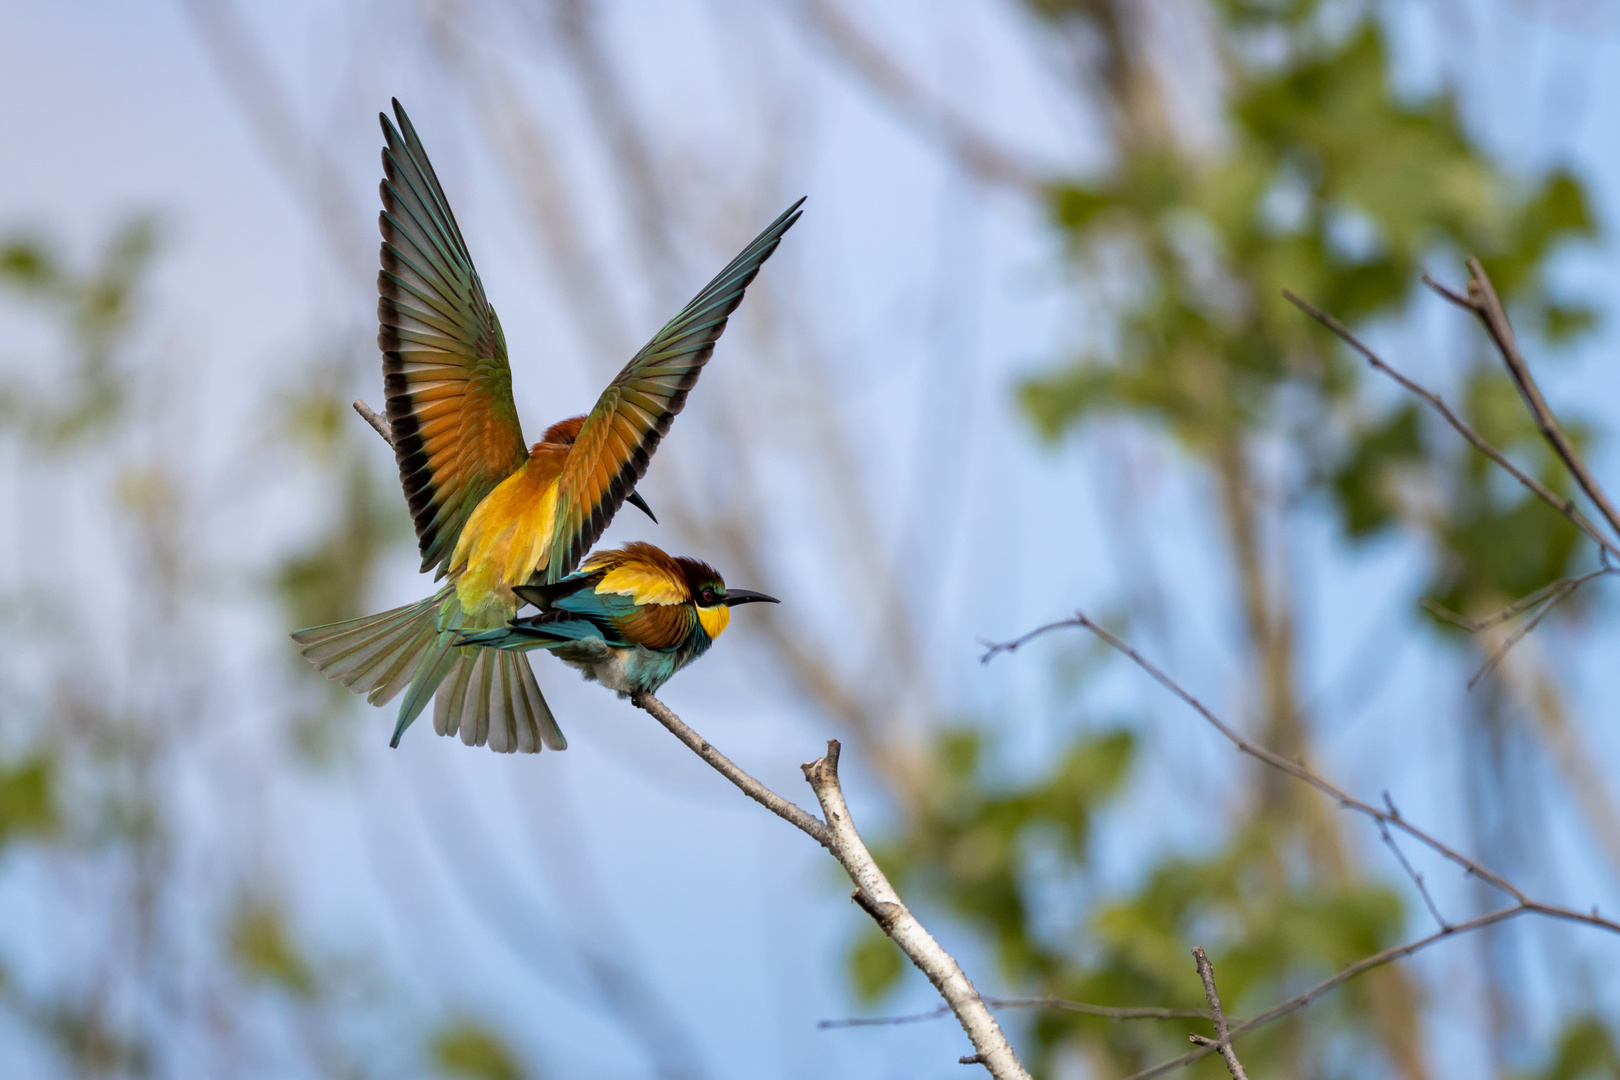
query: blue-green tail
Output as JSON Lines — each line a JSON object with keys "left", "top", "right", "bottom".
{"left": 291, "top": 588, "right": 566, "bottom": 753}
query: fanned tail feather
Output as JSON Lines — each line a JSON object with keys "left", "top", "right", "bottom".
{"left": 291, "top": 587, "right": 565, "bottom": 754}
{"left": 290, "top": 589, "right": 449, "bottom": 705}
{"left": 432, "top": 647, "right": 565, "bottom": 753}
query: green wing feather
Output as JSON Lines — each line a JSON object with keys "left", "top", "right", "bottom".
{"left": 379, "top": 99, "right": 528, "bottom": 577}
{"left": 544, "top": 198, "right": 805, "bottom": 581}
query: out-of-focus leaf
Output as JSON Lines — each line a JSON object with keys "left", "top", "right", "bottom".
{"left": 1050, "top": 184, "right": 1114, "bottom": 234}
{"left": 0, "top": 239, "right": 59, "bottom": 290}
{"left": 44, "top": 1004, "right": 149, "bottom": 1077}
{"left": 1517, "top": 1016, "right": 1620, "bottom": 1080}
{"left": 1331, "top": 403, "right": 1422, "bottom": 538}
{"left": 849, "top": 927, "right": 906, "bottom": 1003}
{"left": 1545, "top": 304, "right": 1598, "bottom": 343}
{"left": 0, "top": 755, "right": 56, "bottom": 844}
{"left": 228, "top": 901, "right": 317, "bottom": 998}
{"left": 431, "top": 1020, "right": 528, "bottom": 1080}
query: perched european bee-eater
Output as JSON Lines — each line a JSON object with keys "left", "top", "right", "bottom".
{"left": 291, "top": 99, "right": 802, "bottom": 754}
{"left": 456, "top": 542, "right": 778, "bottom": 697}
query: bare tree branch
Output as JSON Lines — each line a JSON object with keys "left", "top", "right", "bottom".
{"left": 1292, "top": 269, "right": 1620, "bottom": 690}
{"left": 984, "top": 610, "right": 1620, "bottom": 926}
{"left": 802, "top": 740, "right": 1033, "bottom": 1080}
{"left": 1464, "top": 571, "right": 1602, "bottom": 690}
{"left": 984, "top": 611, "right": 1620, "bottom": 1076}
{"left": 1281, "top": 289, "right": 1620, "bottom": 562}
{"left": 630, "top": 691, "right": 828, "bottom": 846}
{"left": 1450, "top": 259, "right": 1620, "bottom": 542}
{"left": 1123, "top": 905, "right": 1525, "bottom": 1080}
{"left": 1188, "top": 948, "right": 1248, "bottom": 1080}
{"left": 1379, "top": 794, "right": 1450, "bottom": 932}
{"left": 1422, "top": 565, "right": 1612, "bottom": 634}
{"left": 623, "top": 692, "right": 1031, "bottom": 1077}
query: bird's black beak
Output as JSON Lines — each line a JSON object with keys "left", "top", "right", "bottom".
{"left": 724, "top": 589, "right": 779, "bottom": 606}
{"left": 626, "top": 489, "right": 658, "bottom": 523}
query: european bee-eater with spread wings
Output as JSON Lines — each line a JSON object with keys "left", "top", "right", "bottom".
{"left": 291, "top": 99, "right": 802, "bottom": 754}
{"left": 456, "top": 542, "right": 778, "bottom": 697}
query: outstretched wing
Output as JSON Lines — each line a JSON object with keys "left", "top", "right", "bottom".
{"left": 379, "top": 99, "right": 528, "bottom": 576}
{"left": 543, "top": 198, "right": 805, "bottom": 581}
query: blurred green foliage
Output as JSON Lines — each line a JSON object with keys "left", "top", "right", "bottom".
{"left": 855, "top": 2, "right": 1617, "bottom": 1075}
{"left": 0, "top": 219, "right": 154, "bottom": 446}
{"left": 228, "top": 901, "right": 318, "bottom": 998}
{"left": 431, "top": 1021, "right": 530, "bottom": 1080}
{"left": 0, "top": 755, "right": 56, "bottom": 846}
{"left": 0, "top": 217, "right": 451, "bottom": 1076}
{"left": 1518, "top": 1018, "right": 1620, "bottom": 1080}
{"left": 275, "top": 377, "right": 407, "bottom": 762}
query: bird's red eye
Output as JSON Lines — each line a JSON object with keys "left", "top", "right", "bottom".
{"left": 701, "top": 588, "right": 716, "bottom": 605}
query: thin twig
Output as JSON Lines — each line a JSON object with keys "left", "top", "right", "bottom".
{"left": 1421, "top": 568, "right": 1609, "bottom": 633}
{"left": 353, "top": 399, "right": 394, "bottom": 450}
{"left": 1467, "top": 577, "right": 1578, "bottom": 690}
{"left": 1462, "top": 258, "right": 1620, "bottom": 542}
{"left": 1282, "top": 289, "right": 1620, "bottom": 561}
{"left": 630, "top": 692, "right": 827, "bottom": 846}
{"left": 1379, "top": 793, "right": 1449, "bottom": 931}
{"left": 1122, "top": 906, "right": 1525, "bottom": 1080}
{"left": 820, "top": 996, "right": 1214, "bottom": 1029}
{"left": 1418, "top": 566, "right": 1612, "bottom": 690}
{"left": 1188, "top": 948, "right": 1248, "bottom": 1080}
{"left": 803, "top": 741, "right": 1033, "bottom": 1079}
{"left": 986, "top": 610, "right": 1620, "bottom": 935}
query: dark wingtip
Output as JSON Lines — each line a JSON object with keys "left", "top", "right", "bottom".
{"left": 626, "top": 489, "right": 658, "bottom": 524}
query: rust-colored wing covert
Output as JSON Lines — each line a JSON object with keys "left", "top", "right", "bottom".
{"left": 544, "top": 199, "right": 805, "bottom": 581}
{"left": 379, "top": 99, "right": 528, "bottom": 576}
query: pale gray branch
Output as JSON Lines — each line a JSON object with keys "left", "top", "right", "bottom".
{"left": 820, "top": 996, "right": 1213, "bottom": 1028}
{"left": 353, "top": 399, "right": 394, "bottom": 450}
{"left": 626, "top": 694, "right": 1032, "bottom": 1076}
{"left": 802, "top": 740, "right": 1032, "bottom": 1080}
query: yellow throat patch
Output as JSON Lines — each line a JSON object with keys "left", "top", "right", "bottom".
{"left": 696, "top": 603, "right": 730, "bottom": 641}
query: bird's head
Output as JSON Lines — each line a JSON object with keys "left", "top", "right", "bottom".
{"left": 541, "top": 415, "right": 587, "bottom": 445}
{"left": 540, "top": 414, "right": 657, "bottom": 522}
{"left": 677, "top": 557, "right": 779, "bottom": 641}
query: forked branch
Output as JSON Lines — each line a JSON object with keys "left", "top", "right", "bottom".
{"left": 803, "top": 741, "right": 1033, "bottom": 1079}
{"left": 1280, "top": 290, "right": 1620, "bottom": 562}
{"left": 627, "top": 694, "right": 1032, "bottom": 1079}
{"left": 1439, "top": 259, "right": 1620, "bottom": 542}
{"left": 1189, "top": 948, "right": 1247, "bottom": 1080}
